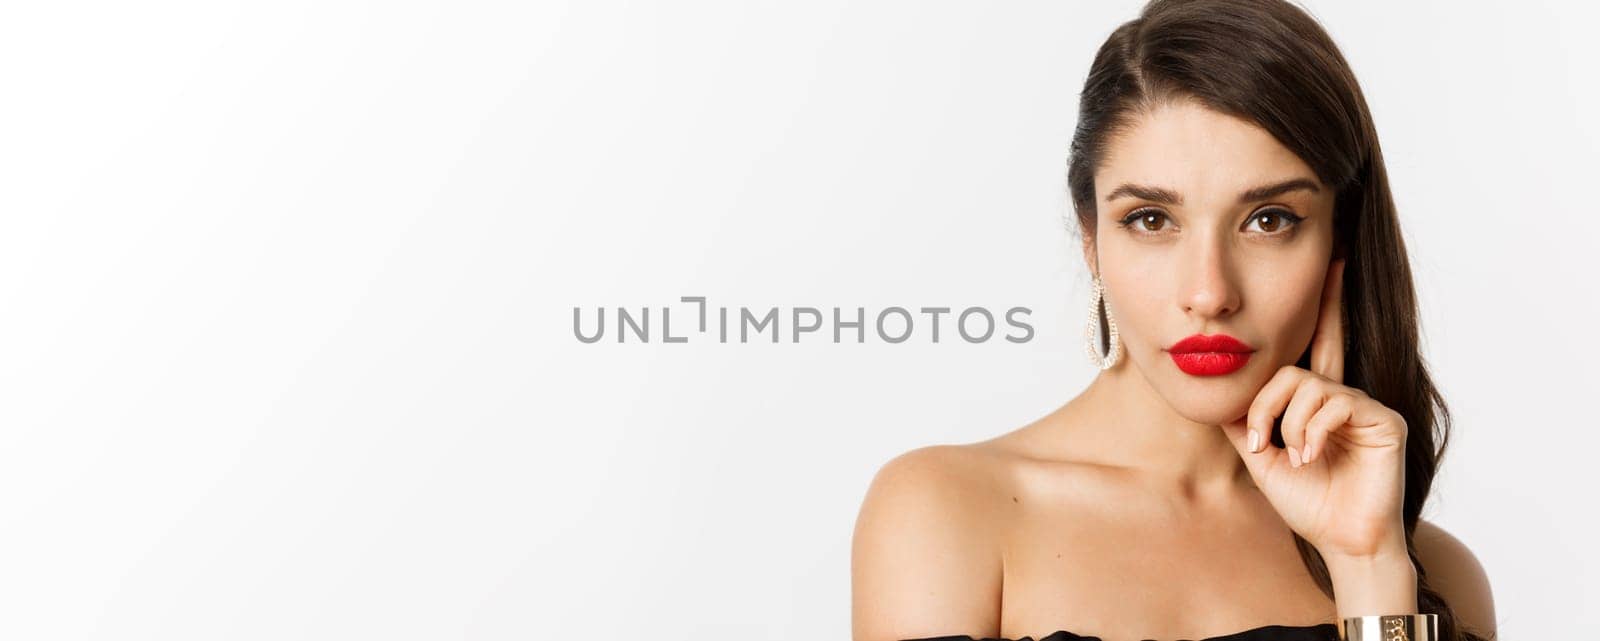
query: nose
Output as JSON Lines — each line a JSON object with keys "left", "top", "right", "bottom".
{"left": 1180, "top": 238, "right": 1241, "bottom": 320}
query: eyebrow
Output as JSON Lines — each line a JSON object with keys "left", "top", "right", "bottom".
{"left": 1104, "top": 178, "right": 1321, "bottom": 206}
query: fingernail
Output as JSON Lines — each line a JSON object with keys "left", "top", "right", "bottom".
{"left": 1288, "top": 446, "right": 1302, "bottom": 468}
{"left": 1247, "top": 429, "right": 1260, "bottom": 453}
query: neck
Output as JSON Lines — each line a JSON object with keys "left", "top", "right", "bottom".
{"left": 1067, "top": 363, "right": 1254, "bottom": 501}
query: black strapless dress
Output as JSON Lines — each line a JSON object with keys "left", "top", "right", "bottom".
{"left": 902, "top": 622, "right": 1340, "bottom": 641}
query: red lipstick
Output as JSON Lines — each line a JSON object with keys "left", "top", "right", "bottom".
{"left": 1167, "top": 333, "right": 1254, "bottom": 376}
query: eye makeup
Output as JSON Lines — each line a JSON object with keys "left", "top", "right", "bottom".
{"left": 1113, "top": 206, "right": 1306, "bottom": 236}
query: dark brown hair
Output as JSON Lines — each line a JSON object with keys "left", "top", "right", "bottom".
{"left": 1066, "top": 1, "right": 1485, "bottom": 639}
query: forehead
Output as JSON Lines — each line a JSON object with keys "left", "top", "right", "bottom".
{"left": 1096, "top": 98, "right": 1321, "bottom": 204}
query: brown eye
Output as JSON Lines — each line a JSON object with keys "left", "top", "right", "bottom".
{"left": 1117, "top": 208, "right": 1172, "bottom": 233}
{"left": 1245, "top": 208, "right": 1305, "bottom": 234}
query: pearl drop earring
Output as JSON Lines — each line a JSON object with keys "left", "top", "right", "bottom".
{"left": 1084, "top": 274, "right": 1122, "bottom": 370}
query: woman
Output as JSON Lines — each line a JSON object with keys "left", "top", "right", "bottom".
{"left": 850, "top": 1, "right": 1496, "bottom": 640}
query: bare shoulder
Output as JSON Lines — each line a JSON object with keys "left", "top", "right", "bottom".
{"left": 851, "top": 444, "right": 1010, "bottom": 641}
{"left": 1414, "top": 518, "right": 1498, "bottom": 639}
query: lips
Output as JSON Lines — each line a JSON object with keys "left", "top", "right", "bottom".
{"left": 1168, "top": 333, "right": 1254, "bottom": 376}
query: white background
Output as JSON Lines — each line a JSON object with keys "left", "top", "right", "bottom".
{"left": 2, "top": 1, "right": 1595, "bottom": 639}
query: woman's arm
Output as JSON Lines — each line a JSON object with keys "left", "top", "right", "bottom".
{"left": 852, "top": 446, "right": 1003, "bottom": 641}
{"left": 1414, "top": 519, "right": 1498, "bottom": 639}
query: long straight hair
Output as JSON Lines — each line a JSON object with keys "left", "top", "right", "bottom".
{"left": 1066, "top": 1, "right": 1483, "bottom": 640}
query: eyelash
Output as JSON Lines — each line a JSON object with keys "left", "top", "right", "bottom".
{"left": 1115, "top": 207, "right": 1305, "bottom": 236}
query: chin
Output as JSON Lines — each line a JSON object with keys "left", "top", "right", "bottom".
{"left": 1173, "top": 404, "right": 1249, "bottom": 426}
{"left": 1159, "top": 372, "right": 1256, "bottom": 425}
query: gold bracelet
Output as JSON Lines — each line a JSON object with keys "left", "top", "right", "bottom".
{"left": 1341, "top": 614, "right": 1438, "bottom": 641}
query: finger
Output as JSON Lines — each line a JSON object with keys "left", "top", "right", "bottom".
{"left": 1331, "top": 393, "right": 1409, "bottom": 451}
{"left": 1302, "top": 393, "right": 1355, "bottom": 465}
{"left": 1278, "top": 377, "right": 1330, "bottom": 468}
{"left": 1245, "top": 366, "right": 1310, "bottom": 453}
{"left": 1309, "top": 257, "right": 1346, "bottom": 383}
{"left": 1220, "top": 416, "right": 1280, "bottom": 481}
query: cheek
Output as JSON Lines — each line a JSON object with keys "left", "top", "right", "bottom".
{"left": 1248, "top": 270, "right": 1326, "bottom": 360}
{"left": 1098, "top": 269, "right": 1167, "bottom": 347}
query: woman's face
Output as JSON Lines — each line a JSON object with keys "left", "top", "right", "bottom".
{"left": 1086, "top": 98, "right": 1337, "bottom": 425}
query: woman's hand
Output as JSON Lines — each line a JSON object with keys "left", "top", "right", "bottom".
{"left": 1219, "top": 258, "right": 1419, "bottom": 615}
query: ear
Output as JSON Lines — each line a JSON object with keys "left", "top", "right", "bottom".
{"left": 1080, "top": 228, "right": 1098, "bottom": 275}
